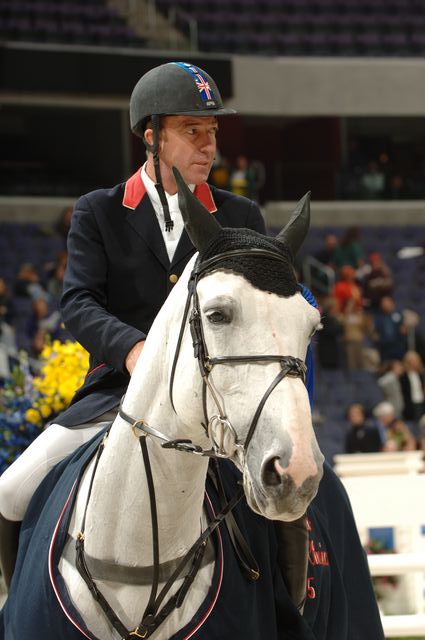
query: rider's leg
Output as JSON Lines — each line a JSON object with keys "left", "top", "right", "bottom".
{"left": 0, "top": 417, "right": 113, "bottom": 589}
{"left": 0, "top": 515, "right": 21, "bottom": 589}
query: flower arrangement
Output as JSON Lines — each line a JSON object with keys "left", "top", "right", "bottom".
{"left": 0, "top": 340, "right": 89, "bottom": 474}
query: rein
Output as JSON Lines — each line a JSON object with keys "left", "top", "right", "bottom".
{"left": 75, "top": 432, "right": 244, "bottom": 639}
{"left": 75, "top": 247, "right": 307, "bottom": 639}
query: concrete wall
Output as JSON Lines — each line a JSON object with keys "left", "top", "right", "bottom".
{"left": 264, "top": 199, "right": 425, "bottom": 228}
{"left": 3, "top": 46, "right": 425, "bottom": 118}
{"left": 0, "top": 197, "right": 75, "bottom": 224}
{"left": 228, "top": 55, "right": 425, "bottom": 117}
{"left": 1, "top": 196, "right": 424, "bottom": 228}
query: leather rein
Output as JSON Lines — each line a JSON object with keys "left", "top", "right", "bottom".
{"left": 75, "top": 247, "right": 307, "bottom": 639}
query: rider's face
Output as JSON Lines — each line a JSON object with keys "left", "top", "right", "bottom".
{"left": 146, "top": 115, "right": 218, "bottom": 192}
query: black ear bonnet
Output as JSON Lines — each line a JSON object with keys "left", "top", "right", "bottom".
{"left": 198, "top": 228, "right": 298, "bottom": 298}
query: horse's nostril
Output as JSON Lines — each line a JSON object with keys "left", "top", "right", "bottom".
{"left": 262, "top": 457, "right": 282, "bottom": 487}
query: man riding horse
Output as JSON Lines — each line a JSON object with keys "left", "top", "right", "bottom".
{"left": 0, "top": 62, "right": 384, "bottom": 640}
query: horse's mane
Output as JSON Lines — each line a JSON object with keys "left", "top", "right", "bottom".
{"left": 198, "top": 228, "right": 298, "bottom": 298}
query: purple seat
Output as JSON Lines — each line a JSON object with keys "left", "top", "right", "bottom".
{"left": 257, "top": 13, "right": 282, "bottom": 30}
{"left": 199, "top": 31, "right": 225, "bottom": 51}
{"left": 307, "top": 13, "right": 336, "bottom": 30}
{"left": 328, "top": 32, "right": 356, "bottom": 54}
{"left": 281, "top": 14, "right": 307, "bottom": 30}
{"left": 381, "top": 31, "right": 409, "bottom": 54}
{"left": 250, "top": 31, "right": 276, "bottom": 52}
{"left": 410, "top": 32, "right": 425, "bottom": 52}
{"left": 303, "top": 31, "right": 331, "bottom": 54}
{"left": 275, "top": 31, "right": 304, "bottom": 54}
{"left": 355, "top": 31, "right": 382, "bottom": 54}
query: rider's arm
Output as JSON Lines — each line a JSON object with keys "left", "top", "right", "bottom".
{"left": 61, "top": 194, "right": 146, "bottom": 374}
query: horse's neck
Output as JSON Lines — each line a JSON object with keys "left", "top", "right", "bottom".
{"left": 82, "top": 330, "right": 210, "bottom": 567}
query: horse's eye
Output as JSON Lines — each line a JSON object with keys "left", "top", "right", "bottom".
{"left": 206, "top": 310, "right": 231, "bottom": 324}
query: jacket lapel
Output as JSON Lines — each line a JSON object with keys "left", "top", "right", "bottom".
{"left": 122, "top": 168, "right": 218, "bottom": 271}
{"left": 170, "top": 182, "right": 218, "bottom": 269}
{"left": 123, "top": 168, "right": 170, "bottom": 270}
{"left": 126, "top": 196, "right": 170, "bottom": 270}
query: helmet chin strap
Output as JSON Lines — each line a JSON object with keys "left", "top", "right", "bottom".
{"left": 144, "top": 115, "right": 174, "bottom": 232}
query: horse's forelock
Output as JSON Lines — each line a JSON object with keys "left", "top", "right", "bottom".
{"left": 198, "top": 228, "right": 298, "bottom": 297}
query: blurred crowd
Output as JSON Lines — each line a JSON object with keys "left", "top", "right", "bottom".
{"left": 0, "top": 207, "right": 73, "bottom": 377}
{"left": 210, "top": 151, "right": 266, "bottom": 203}
{"left": 305, "top": 226, "right": 425, "bottom": 458}
{"left": 339, "top": 138, "right": 425, "bottom": 201}
{"left": 1, "top": 203, "right": 425, "bottom": 463}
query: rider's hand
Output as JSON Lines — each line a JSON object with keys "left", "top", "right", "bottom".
{"left": 125, "top": 340, "right": 145, "bottom": 375}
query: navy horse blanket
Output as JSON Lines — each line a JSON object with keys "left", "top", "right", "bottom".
{"left": 0, "top": 429, "right": 384, "bottom": 640}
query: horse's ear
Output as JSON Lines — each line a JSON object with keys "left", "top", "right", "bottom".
{"left": 173, "top": 166, "right": 221, "bottom": 252}
{"left": 276, "top": 191, "right": 311, "bottom": 259}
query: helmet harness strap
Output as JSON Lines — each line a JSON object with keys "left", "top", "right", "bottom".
{"left": 144, "top": 114, "right": 174, "bottom": 232}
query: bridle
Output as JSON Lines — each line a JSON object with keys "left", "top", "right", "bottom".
{"left": 75, "top": 247, "right": 308, "bottom": 639}
{"left": 168, "top": 247, "right": 307, "bottom": 460}
{"left": 120, "top": 248, "right": 306, "bottom": 460}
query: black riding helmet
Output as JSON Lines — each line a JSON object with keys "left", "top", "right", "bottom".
{"left": 130, "top": 61, "right": 235, "bottom": 137}
{"left": 129, "top": 62, "right": 236, "bottom": 231}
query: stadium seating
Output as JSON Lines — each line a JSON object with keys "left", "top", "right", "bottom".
{"left": 153, "top": 0, "right": 425, "bottom": 56}
{"left": 0, "top": 0, "right": 144, "bottom": 47}
{"left": 2, "top": 0, "right": 425, "bottom": 55}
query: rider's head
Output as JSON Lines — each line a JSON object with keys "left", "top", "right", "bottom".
{"left": 129, "top": 62, "right": 235, "bottom": 198}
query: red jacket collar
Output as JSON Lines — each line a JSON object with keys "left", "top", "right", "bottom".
{"left": 122, "top": 167, "right": 217, "bottom": 213}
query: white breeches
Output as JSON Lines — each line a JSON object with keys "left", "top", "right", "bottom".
{"left": 0, "top": 417, "right": 115, "bottom": 522}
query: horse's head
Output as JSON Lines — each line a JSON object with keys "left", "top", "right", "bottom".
{"left": 171, "top": 168, "right": 324, "bottom": 522}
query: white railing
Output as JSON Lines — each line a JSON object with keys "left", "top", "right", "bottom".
{"left": 369, "top": 553, "right": 425, "bottom": 576}
{"left": 334, "top": 450, "right": 425, "bottom": 477}
{"left": 335, "top": 451, "right": 425, "bottom": 637}
{"left": 302, "top": 255, "right": 335, "bottom": 296}
{"left": 167, "top": 6, "right": 198, "bottom": 51}
{"left": 381, "top": 614, "right": 425, "bottom": 637}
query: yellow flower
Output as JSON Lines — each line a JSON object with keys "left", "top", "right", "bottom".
{"left": 25, "top": 408, "right": 42, "bottom": 425}
{"left": 31, "top": 340, "right": 89, "bottom": 419}
{"left": 39, "top": 404, "right": 51, "bottom": 419}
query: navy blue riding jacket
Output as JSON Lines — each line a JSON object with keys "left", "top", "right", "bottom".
{"left": 57, "top": 171, "right": 266, "bottom": 427}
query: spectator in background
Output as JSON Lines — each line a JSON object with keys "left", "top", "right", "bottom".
{"left": 377, "top": 360, "right": 405, "bottom": 419}
{"left": 0, "top": 277, "right": 16, "bottom": 378}
{"left": 29, "top": 297, "right": 68, "bottom": 357}
{"left": 373, "top": 401, "right": 416, "bottom": 452}
{"left": 372, "top": 296, "right": 407, "bottom": 363}
{"left": 345, "top": 403, "right": 382, "bottom": 454}
{"left": 400, "top": 350, "right": 425, "bottom": 423}
{"left": 340, "top": 298, "right": 374, "bottom": 370}
{"left": 314, "top": 234, "right": 338, "bottom": 268}
{"left": 316, "top": 296, "right": 342, "bottom": 369}
{"left": 0, "top": 277, "right": 15, "bottom": 331}
{"left": 13, "top": 263, "right": 48, "bottom": 302}
{"left": 230, "top": 154, "right": 257, "bottom": 200}
{"left": 46, "top": 251, "right": 68, "bottom": 302}
{"left": 333, "top": 227, "right": 364, "bottom": 271}
{"left": 384, "top": 418, "right": 417, "bottom": 452}
{"left": 308, "top": 234, "right": 338, "bottom": 296}
{"left": 387, "top": 174, "right": 406, "bottom": 200}
{"left": 360, "top": 161, "right": 385, "bottom": 200}
{"left": 362, "top": 252, "right": 394, "bottom": 311}
{"left": 209, "top": 150, "right": 230, "bottom": 190}
{"left": 333, "top": 265, "right": 363, "bottom": 312}
{"left": 54, "top": 205, "right": 73, "bottom": 247}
